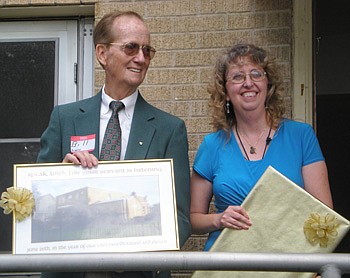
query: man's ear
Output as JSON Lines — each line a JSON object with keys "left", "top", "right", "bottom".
{"left": 95, "top": 44, "right": 108, "bottom": 68}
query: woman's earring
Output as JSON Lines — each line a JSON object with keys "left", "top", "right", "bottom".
{"left": 226, "top": 101, "right": 230, "bottom": 114}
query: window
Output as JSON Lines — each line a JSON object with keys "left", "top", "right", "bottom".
{"left": 0, "top": 18, "right": 94, "bottom": 252}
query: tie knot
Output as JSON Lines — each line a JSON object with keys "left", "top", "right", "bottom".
{"left": 110, "top": 101, "right": 124, "bottom": 113}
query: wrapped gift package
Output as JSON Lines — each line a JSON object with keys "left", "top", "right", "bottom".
{"left": 192, "top": 166, "right": 350, "bottom": 278}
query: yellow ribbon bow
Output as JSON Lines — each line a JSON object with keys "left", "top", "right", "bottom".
{"left": 0, "top": 187, "right": 35, "bottom": 222}
{"left": 303, "top": 213, "right": 339, "bottom": 248}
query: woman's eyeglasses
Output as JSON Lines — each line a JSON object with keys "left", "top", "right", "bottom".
{"left": 109, "top": 42, "right": 156, "bottom": 60}
{"left": 227, "top": 69, "right": 266, "bottom": 84}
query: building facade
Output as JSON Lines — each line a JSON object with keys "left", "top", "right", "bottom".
{"left": 5, "top": 1, "right": 346, "bottom": 278}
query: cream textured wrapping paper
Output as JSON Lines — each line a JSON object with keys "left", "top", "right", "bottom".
{"left": 192, "top": 166, "right": 350, "bottom": 278}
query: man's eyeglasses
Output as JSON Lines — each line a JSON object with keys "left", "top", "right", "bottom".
{"left": 227, "top": 69, "right": 266, "bottom": 84}
{"left": 109, "top": 42, "right": 156, "bottom": 60}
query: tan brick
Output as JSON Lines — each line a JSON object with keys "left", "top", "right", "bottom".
{"left": 161, "top": 101, "right": 192, "bottom": 117}
{"left": 266, "top": 11, "right": 291, "bottom": 27}
{"left": 198, "top": 30, "right": 254, "bottom": 48}
{"left": 266, "top": 45, "right": 291, "bottom": 62}
{"left": 139, "top": 84, "right": 209, "bottom": 102}
{"left": 145, "top": 68, "right": 198, "bottom": 85}
{"left": 4, "top": 0, "right": 29, "bottom": 6}
{"left": 188, "top": 139, "right": 205, "bottom": 155}
{"left": 171, "top": 84, "right": 209, "bottom": 100}
{"left": 199, "top": 67, "right": 213, "bottom": 84}
{"left": 276, "top": 63, "right": 291, "bottom": 79}
{"left": 185, "top": 117, "right": 212, "bottom": 133}
{"left": 188, "top": 150, "right": 196, "bottom": 166}
{"left": 94, "top": 58, "right": 102, "bottom": 70}
{"left": 55, "top": 0, "right": 80, "bottom": 5}
{"left": 139, "top": 86, "right": 173, "bottom": 101}
{"left": 228, "top": 13, "right": 265, "bottom": 29}
{"left": 146, "top": 17, "right": 174, "bottom": 34}
{"left": 225, "top": 0, "right": 254, "bottom": 12}
{"left": 29, "top": 0, "right": 54, "bottom": 5}
{"left": 152, "top": 33, "right": 198, "bottom": 50}
{"left": 197, "top": 0, "right": 226, "bottom": 13}
{"left": 174, "top": 15, "right": 225, "bottom": 32}
{"left": 188, "top": 131, "right": 212, "bottom": 153}
{"left": 175, "top": 49, "right": 219, "bottom": 67}
{"left": 181, "top": 234, "right": 208, "bottom": 251}
{"left": 95, "top": 2, "right": 145, "bottom": 19}
{"left": 187, "top": 134, "right": 199, "bottom": 151}
{"left": 146, "top": 0, "right": 198, "bottom": 17}
{"left": 148, "top": 51, "right": 174, "bottom": 68}
{"left": 94, "top": 70, "right": 105, "bottom": 87}
{"left": 284, "top": 96, "right": 292, "bottom": 116}
{"left": 256, "top": 0, "right": 292, "bottom": 11}
{"left": 190, "top": 100, "right": 209, "bottom": 117}
{"left": 253, "top": 28, "right": 291, "bottom": 46}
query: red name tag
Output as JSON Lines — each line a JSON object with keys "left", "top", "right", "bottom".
{"left": 70, "top": 134, "right": 96, "bottom": 152}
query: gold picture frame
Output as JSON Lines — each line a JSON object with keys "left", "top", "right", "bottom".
{"left": 13, "top": 159, "right": 179, "bottom": 254}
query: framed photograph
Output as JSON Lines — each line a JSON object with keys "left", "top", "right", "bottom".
{"left": 13, "top": 159, "right": 179, "bottom": 254}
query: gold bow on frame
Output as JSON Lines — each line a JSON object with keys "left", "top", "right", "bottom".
{"left": 0, "top": 187, "right": 35, "bottom": 222}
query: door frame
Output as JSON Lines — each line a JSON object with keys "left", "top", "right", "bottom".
{"left": 292, "top": 0, "right": 313, "bottom": 125}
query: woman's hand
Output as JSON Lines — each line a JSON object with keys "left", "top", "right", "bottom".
{"left": 191, "top": 171, "right": 253, "bottom": 234}
{"left": 62, "top": 151, "right": 99, "bottom": 168}
{"left": 218, "top": 205, "right": 252, "bottom": 230}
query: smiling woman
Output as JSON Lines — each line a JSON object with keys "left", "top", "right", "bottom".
{"left": 190, "top": 43, "right": 333, "bottom": 257}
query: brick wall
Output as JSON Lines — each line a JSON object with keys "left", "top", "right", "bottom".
{"left": 0, "top": 0, "right": 293, "bottom": 276}
{"left": 94, "top": 0, "right": 293, "bottom": 170}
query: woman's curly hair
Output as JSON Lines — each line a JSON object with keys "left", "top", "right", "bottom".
{"left": 208, "top": 43, "right": 285, "bottom": 137}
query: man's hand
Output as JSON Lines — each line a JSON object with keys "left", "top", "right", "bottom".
{"left": 63, "top": 151, "right": 99, "bottom": 168}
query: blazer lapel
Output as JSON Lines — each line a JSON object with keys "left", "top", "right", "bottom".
{"left": 125, "top": 94, "right": 155, "bottom": 160}
{"left": 74, "top": 92, "right": 102, "bottom": 158}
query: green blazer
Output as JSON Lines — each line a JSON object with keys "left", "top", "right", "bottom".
{"left": 37, "top": 92, "right": 191, "bottom": 278}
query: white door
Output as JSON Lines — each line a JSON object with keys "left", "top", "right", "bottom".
{"left": 0, "top": 19, "right": 94, "bottom": 253}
